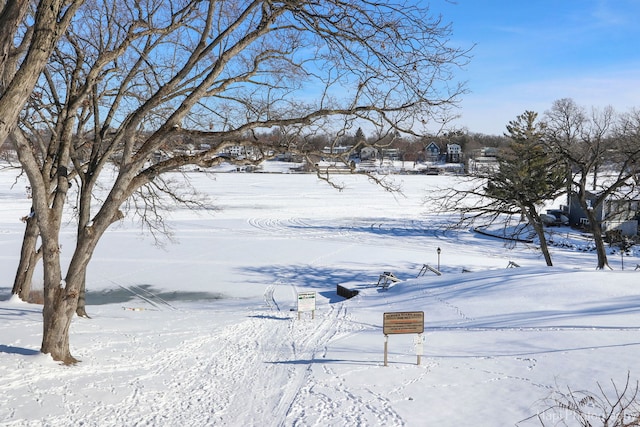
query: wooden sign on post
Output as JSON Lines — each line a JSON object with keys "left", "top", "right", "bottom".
{"left": 383, "top": 311, "right": 424, "bottom": 366}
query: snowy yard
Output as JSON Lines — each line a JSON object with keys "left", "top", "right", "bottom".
{"left": 1, "top": 169, "right": 640, "bottom": 426}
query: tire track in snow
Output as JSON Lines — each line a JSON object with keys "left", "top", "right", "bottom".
{"left": 249, "top": 271, "right": 400, "bottom": 426}
{"left": 272, "top": 304, "right": 344, "bottom": 425}
{"left": 247, "top": 217, "right": 353, "bottom": 240}
{"left": 207, "top": 302, "right": 356, "bottom": 426}
{"left": 246, "top": 215, "right": 467, "bottom": 261}
{"left": 264, "top": 284, "right": 279, "bottom": 310}
{"left": 6, "top": 309, "right": 312, "bottom": 426}
{"left": 271, "top": 299, "right": 408, "bottom": 427}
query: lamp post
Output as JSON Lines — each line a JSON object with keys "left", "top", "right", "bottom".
{"left": 437, "top": 247, "right": 441, "bottom": 271}
{"left": 620, "top": 237, "right": 632, "bottom": 270}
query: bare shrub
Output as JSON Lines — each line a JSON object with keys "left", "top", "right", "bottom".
{"left": 519, "top": 372, "right": 640, "bottom": 426}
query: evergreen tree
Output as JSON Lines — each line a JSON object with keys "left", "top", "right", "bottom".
{"left": 486, "top": 111, "right": 567, "bottom": 266}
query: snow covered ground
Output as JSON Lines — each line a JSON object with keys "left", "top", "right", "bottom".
{"left": 1, "top": 165, "right": 640, "bottom": 426}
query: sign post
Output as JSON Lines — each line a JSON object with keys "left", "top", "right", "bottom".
{"left": 382, "top": 311, "right": 424, "bottom": 366}
{"left": 415, "top": 334, "right": 424, "bottom": 365}
{"left": 297, "top": 291, "right": 316, "bottom": 320}
{"left": 384, "top": 334, "right": 389, "bottom": 366}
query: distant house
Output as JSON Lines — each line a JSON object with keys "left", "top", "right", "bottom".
{"left": 322, "top": 145, "right": 352, "bottom": 155}
{"left": 424, "top": 142, "right": 440, "bottom": 162}
{"left": 567, "top": 192, "right": 640, "bottom": 236}
{"left": 220, "top": 144, "right": 255, "bottom": 159}
{"left": 381, "top": 148, "right": 400, "bottom": 160}
{"left": 481, "top": 147, "right": 499, "bottom": 157}
{"left": 446, "top": 143, "right": 462, "bottom": 163}
{"left": 468, "top": 147, "right": 499, "bottom": 174}
{"left": 359, "top": 146, "right": 378, "bottom": 160}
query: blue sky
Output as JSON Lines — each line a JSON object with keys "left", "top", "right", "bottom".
{"left": 435, "top": 0, "right": 640, "bottom": 135}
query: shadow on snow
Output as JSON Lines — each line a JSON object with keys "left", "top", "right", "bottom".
{"left": 0, "top": 345, "right": 39, "bottom": 356}
{"left": 241, "top": 263, "right": 418, "bottom": 303}
{"left": 86, "top": 284, "right": 225, "bottom": 306}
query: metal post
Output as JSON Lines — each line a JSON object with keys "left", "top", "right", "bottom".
{"left": 437, "top": 247, "right": 441, "bottom": 271}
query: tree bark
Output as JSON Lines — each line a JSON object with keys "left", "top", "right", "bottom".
{"left": 40, "top": 196, "right": 115, "bottom": 362}
{"left": 39, "top": 232, "right": 79, "bottom": 364}
{"left": 12, "top": 216, "right": 42, "bottom": 301}
{"left": 0, "top": 2, "right": 29, "bottom": 77}
{"left": 40, "top": 239, "right": 96, "bottom": 363}
{"left": 584, "top": 207, "right": 610, "bottom": 270}
{"left": 75, "top": 272, "right": 89, "bottom": 318}
{"left": 75, "top": 210, "right": 125, "bottom": 318}
{"left": 527, "top": 210, "right": 553, "bottom": 267}
{"left": 0, "top": 0, "right": 83, "bottom": 149}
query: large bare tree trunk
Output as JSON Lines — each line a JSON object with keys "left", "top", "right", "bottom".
{"left": 41, "top": 300, "right": 77, "bottom": 364}
{"left": 41, "top": 301, "right": 77, "bottom": 364}
{"left": 40, "top": 235, "right": 79, "bottom": 364}
{"left": 11, "top": 216, "right": 42, "bottom": 301}
{"left": 39, "top": 195, "right": 109, "bottom": 362}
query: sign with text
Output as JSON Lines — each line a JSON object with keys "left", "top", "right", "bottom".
{"left": 297, "top": 291, "right": 316, "bottom": 312}
{"left": 383, "top": 311, "right": 424, "bottom": 335}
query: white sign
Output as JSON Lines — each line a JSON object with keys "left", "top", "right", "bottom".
{"left": 297, "top": 291, "right": 316, "bottom": 312}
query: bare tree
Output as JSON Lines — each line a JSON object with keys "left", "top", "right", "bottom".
{"left": 544, "top": 99, "right": 640, "bottom": 270}
{"left": 3, "top": 0, "right": 84, "bottom": 300}
{"left": 13, "top": 0, "right": 469, "bottom": 363}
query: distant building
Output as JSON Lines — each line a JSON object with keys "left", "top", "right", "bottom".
{"left": 446, "top": 143, "right": 462, "bottom": 163}
{"left": 220, "top": 145, "right": 256, "bottom": 159}
{"left": 424, "top": 142, "right": 440, "bottom": 162}
{"left": 468, "top": 147, "right": 499, "bottom": 174}
{"left": 359, "top": 146, "right": 378, "bottom": 160}
{"left": 481, "top": 147, "right": 499, "bottom": 157}
{"left": 322, "top": 145, "right": 352, "bottom": 155}
{"left": 381, "top": 148, "right": 400, "bottom": 160}
{"left": 567, "top": 191, "right": 640, "bottom": 236}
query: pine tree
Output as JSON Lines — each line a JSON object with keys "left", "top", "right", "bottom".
{"left": 486, "top": 111, "right": 567, "bottom": 266}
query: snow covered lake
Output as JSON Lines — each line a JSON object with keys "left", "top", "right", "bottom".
{"left": 1, "top": 169, "right": 640, "bottom": 426}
